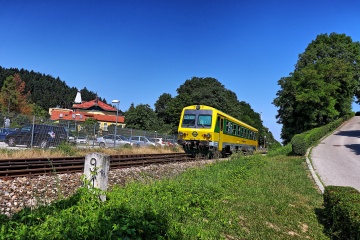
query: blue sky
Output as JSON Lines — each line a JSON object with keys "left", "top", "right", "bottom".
{"left": 1, "top": 0, "right": 360, "bottom": 142}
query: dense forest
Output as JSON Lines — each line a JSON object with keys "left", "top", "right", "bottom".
{"left": 0, "top": 67, "right": 278, "bottom": 147}
{"left": 0, "top": 67, "right": 104, "bottom": 111}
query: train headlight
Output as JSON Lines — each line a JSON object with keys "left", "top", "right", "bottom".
{"left": 179, "top": 132, "right": 183, "bottom": 137}
{"left": 205, "top": 133, "right": 211, "bottom": 138}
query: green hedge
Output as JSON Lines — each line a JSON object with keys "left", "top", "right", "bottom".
{"left": 323, "top": 186, "right": 360, "bottom": 239}
{"left": 290, "top": 114, "right": 353, "bottom": 155}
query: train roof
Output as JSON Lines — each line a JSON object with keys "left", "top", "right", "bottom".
{"left": 183, "top": 105, "right": 258, "bottom": 132}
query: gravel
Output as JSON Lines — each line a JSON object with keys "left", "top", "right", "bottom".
{"left": 0, "top": 159, "right": 219, "bottom": 217}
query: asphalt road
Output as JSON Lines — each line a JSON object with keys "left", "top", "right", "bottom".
{"left": 311, "top": 116, "right": 360, "bottom": 191}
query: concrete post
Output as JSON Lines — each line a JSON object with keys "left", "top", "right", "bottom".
{"left": 84, "top": 152, "right": 110, "bottom": 201}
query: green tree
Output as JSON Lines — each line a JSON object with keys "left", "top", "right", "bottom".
{"left": 0, "top": 76, "right": 17, "bottom": 113}
{"left": 154, "top": 93, "right": 173, "bottom": 124}
{"left": 124, "top": 103, "right": 160, "bottom": 131}
{"left": 80, "top": 118, "right": 99, "bottom": 136}
{"left": 273, "top": 33, "right": 360, "bottom": 144}
{"left": 31, "top": 103, "right": 50, "bottom": 118}
{"left": 80, "top": 87, "right": 98, "bottom": 102}
{"left": 0, "top": 74, "right": 32, "bottom": 114}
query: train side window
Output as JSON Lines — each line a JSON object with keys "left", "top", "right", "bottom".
{"left": 249, "top": 131, "right": 253, "bottom": 139}
{"left": 220, "top": 118, "right": 224, "bottom": 131}
{"left": 217, "top": 116, "right": 220, "bottom": 129}
{"left": 226, "top": 121, "right": 232, "bottom": 133}
{"left": 233, "top": 124, "right": 237, "bottom": 135}
{"left": 239, "top": 127, "right": 243, "bottom": 137}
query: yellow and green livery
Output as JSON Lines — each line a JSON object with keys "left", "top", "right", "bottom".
{"left": 177, "top": 105, "right": 258, "bottom": 158}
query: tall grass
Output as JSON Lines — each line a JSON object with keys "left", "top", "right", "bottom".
{"left": 0, "top": 145, "right": 328, "bottom": 239}
{"left": 0, "top": 143, "right": 183, "bottom": 159}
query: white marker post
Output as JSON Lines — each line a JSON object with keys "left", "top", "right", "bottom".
{"left": 84, "top": 152, "right": 110, "bottom": 201}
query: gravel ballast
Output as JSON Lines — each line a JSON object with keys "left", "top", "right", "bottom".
{"left": 0, "top": 159, "right": 219, "bottom": 217}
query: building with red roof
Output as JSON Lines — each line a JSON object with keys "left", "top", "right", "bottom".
{"left": 49, "top": 93, "right": 125, "bottom": 132}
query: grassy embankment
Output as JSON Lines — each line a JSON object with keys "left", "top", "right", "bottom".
{"left": 0, "top": 144, "right": 329, "bottom": 239}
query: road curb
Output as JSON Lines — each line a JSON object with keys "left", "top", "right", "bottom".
{"left": 306, "top": 147, "right": 325, "bottom": 194}
{"left": 304, "top": 117, "right": 354, "bottom": 194}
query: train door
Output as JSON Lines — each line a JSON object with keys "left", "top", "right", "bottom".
{"left": 211, "top": 114, "right": 224, "bottom": 158}
{"left": 219, "top": 116, "right": 224, "bottom": 150}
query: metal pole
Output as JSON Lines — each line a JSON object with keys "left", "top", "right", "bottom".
{"left": 113, "top": 108, "right": 118, "bottom": 147}
{"left": 93, "top": 123, "right": 96, "bottom": 148}
{"left": 30, "top": 115, "right": 35, "bottom": 148}
{"left": 264, "top": 136, "right": 266, "bottom": 148}
{"left": 112, "top": 100, "right": 120, "bottom": 148}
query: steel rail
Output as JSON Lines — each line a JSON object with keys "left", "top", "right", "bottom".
{"left": 0, "top": 153, "right": 193, "bottom": 178}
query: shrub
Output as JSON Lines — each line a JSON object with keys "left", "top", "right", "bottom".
{"left": 323, "top": 186, "right": 360, "bottom": 239}
{"left": 266, "top": 143, "right": 292, "bottom": 157}
{"left": 291, "top": 114, "right": 353, "bottom": 155}
{"left": 55, "top": 142, "right": 77, "bottom": 156}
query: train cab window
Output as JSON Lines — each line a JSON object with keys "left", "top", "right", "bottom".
{"left": 182, "top": 114, "right": 196, "bottom": 127}
{"left": 198, "top": 115, "right": 212, "bottom": 128}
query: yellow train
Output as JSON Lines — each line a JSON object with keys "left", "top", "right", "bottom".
{"left": 177, "top": 105, "right": 258, "bottom": 158}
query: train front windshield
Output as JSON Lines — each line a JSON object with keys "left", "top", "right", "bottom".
{"left": 182, "top": 110, "right": 212, "bottom": 128}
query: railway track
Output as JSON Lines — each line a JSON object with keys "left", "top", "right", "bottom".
{"left": 0, "top": 153, "right": 194, "bottom": 179}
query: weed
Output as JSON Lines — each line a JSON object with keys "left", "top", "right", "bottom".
{"left": 55, "top": 142, "right": 76, "bottom": 156}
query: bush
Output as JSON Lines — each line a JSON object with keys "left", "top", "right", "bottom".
{"left": 291, "top": 114, "right": 353, "bottom": 155}
{"left": 55, "top": 142, "right": 77, "bottom": 156}
{"left": 266, "top": 143, "right": 292, "bottom": 157}
{"left": 323, "top": 186, "right": 360, "bottom": 239}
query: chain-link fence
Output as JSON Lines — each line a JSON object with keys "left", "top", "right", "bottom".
{"left": 0, "top": 113, "right": 178, "bottom": 149}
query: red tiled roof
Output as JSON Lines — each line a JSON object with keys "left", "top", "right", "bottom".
{"left": 73, "top": 99, "right": 116, "bottom": 112}
{"left": 50, "top": 109, "right": 124, "bottom": 123}
{"left": 94, "top": 114, "right": 124, "bottom": 123}
{"left": 50, "top": 110, "right": 80, "bottom": 121}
